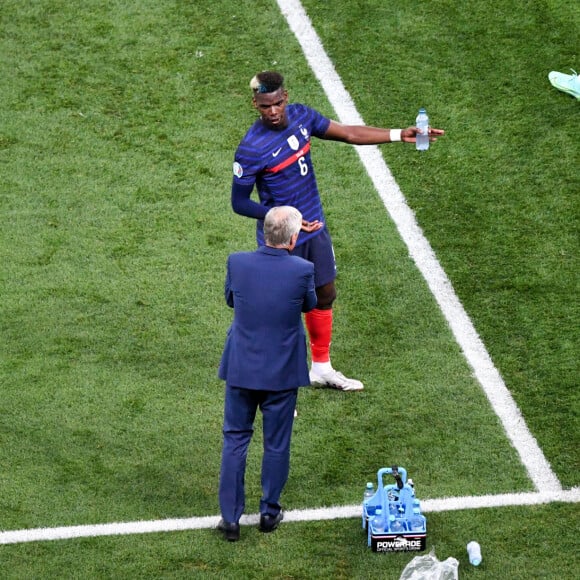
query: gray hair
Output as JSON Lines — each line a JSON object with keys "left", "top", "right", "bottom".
{"left": 264, "top": 206, "right": 302, "bottom": 247}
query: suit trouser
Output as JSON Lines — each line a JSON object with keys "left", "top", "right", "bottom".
{"left": 219, "top": 385, "right": 297, "bottom": 523}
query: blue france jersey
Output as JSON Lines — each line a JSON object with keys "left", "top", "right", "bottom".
{"left": 233, "top": 103, "right": 331, "bottom": 247}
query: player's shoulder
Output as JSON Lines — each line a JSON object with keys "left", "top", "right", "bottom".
{"left": 238, "top": 118, "right": 264, "bottom": 143}
{"left": 287, "top": 103, "right": 330, "bottom": 134}
{"left": 235, "top": 120, "right": 269, "bottom": 163}
{"left": 287, "top": 102, "right": 319, "bottom": 118}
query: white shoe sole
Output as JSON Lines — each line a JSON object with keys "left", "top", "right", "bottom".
{"left": 309, "top": 374, "right": 364, "bottom": 391}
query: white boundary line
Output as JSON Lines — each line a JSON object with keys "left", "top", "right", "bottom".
{"left": 276, "top": 0, "right": 562, "bottom": 493}
{"left": 1, "top": 489, "right": 578, "bottom": 545}
{"left": 1, "top": 0, "right": 574, "bottom": 550}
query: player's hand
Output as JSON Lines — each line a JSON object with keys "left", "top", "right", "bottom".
{"left": 301, "top": 219, "right": 324, "bottom": 233}
{"left": 402, "top": 126, "right": 445, "bottom": 143}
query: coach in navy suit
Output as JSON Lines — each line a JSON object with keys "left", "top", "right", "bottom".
{"left": 217, "top": 206, "right": 317, "bottom": 541}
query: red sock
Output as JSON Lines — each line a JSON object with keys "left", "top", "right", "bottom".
{"left": 305, "top": 308, "right": 332, "bottom": 363}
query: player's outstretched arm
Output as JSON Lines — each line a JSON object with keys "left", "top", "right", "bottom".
{"left": 322, "top": 120, "right": 444, "bottom": 145}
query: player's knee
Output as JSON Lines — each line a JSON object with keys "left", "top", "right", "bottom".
{"left": 315, "top": 283, "right": 336, "bottom": 309}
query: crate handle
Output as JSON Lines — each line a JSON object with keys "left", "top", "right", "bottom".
{"left": 377, "top": 465, "right": 407, "bottom": 488}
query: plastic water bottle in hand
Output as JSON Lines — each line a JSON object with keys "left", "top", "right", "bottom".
{"left": 416, "top": 108, "right": 429, "bottom": 151}
{"left": 467, "top": 541, "right": 482, "bottom": 566}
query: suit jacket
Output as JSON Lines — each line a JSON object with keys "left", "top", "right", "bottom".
{"left": 218, "top": 246, "right": 317, "bottom": 390}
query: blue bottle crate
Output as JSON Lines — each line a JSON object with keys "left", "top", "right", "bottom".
{"left": 362, "top": 466, "right": 427, "bottom": 552}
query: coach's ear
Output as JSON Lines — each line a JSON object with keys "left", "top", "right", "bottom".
{"left": 288, "top": 231, "right": 299, "bottom": 252}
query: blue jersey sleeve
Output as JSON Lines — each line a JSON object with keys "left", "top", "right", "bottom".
{"left": 231, "top": 181, "right": 267, "bottom": 219}
{"left": 308, "top": 107, "right": 331, "bottom": 138}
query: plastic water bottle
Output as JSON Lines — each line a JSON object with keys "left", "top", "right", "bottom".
{"left": 372, "top": 508, "right": 386, "bottom": 533}
{"left": 388, "top": 502, "right": 399, "bottom": 516}
{"left": 409, "top": 508, "right": 425, "bottom": 532}
{"left": 467, "top": 541, "right": 482, "bottom": 566}
{"left": 363, "top": 482, "right": 375, "bottom": 516}
{"left": 416, "top": 108, "right": 429, "bottom": 151}
{"left": 363, "top": 482, "right": 374, "bottom": 502}
{"left": 389, "top": 514, "right": 406, "bottom": 533}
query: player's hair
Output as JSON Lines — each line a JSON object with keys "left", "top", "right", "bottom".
{"left": 250, "top": 71, "right": 285, "bottom": 94}
{"left": 264, "top": 206, "right": 302, "bottom": 247}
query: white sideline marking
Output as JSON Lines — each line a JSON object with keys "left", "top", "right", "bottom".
{"left": 1, "top": 489, "right": 578, "bottom": 544}
{"left": 276, "top": 0, "right": 562, "bottom": 493}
